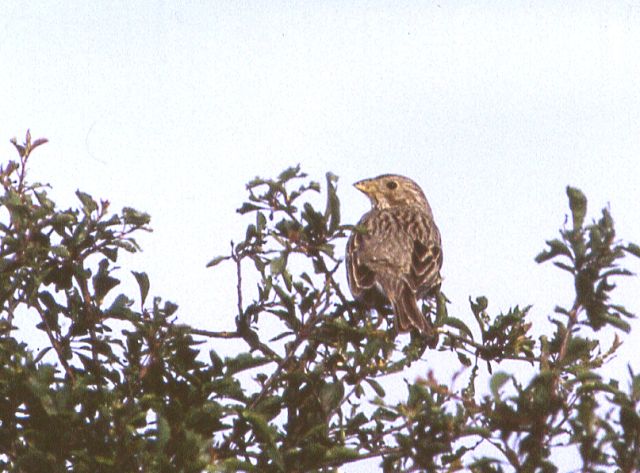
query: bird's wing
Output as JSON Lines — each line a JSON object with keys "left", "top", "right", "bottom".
{"left": 406, "top": 212, "right": 443, "bottom": 296}
{"left": 346, "top": 228, "right": 376, "bottom": 298}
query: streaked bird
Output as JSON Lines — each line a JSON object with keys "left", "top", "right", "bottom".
{"left": 346, "top": 174, "right": 442, "bottom": 346}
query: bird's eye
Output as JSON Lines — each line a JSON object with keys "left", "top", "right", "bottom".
{"left": 386, "top": 180, "right": 398, "bottom": 190}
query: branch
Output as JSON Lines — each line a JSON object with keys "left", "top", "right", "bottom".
{"left": 33, "top": 299, "right": 76, "bottom": 383}
{"left": 557, "top": 303, "right": 580, "bottom": 364}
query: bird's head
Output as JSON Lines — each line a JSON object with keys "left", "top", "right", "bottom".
{"left": 354, "top": 174, "right": 432, "bottom": 212}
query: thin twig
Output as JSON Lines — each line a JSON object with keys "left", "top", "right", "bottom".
{"left": 557, "top": 303, "right": 580, "bottom": 364}
{"left": 185, "top": 327, "right": 239, "bottom": 338}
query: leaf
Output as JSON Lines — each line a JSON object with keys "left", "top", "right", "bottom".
{"left": 92, "top": 260, "right": 120, "bottom": 302}
{"left": 535, "top": 239, "right": 572, "bottom": 264}
{"left": 32, "top": 137, "right": 49, "bottom": 150}
{"left": 106, "top": 294, "right": 134, "bottom": 319}
{"left": 241, "top": 410, "right": 275, "bottom": 444}
{"left": 269, "top": 253, "right": 288, "bottom": 275}
{"left": 324, "top": 446, "right": 360, "bottom": 464}
{"left": 624, "top": 243, "right": 640, "bottom": 259}
{"left": 156, "top": 415, "right": 170, "bottom": 448}
{"left": 163, "top": 301, "right": 178, "bottom": 316}
{"left": 10, "top": 136, "right": 26, "bottom": 157}
{"left": 122, "top": 207, "right": 151, "bottom": 226}
{"left": 469, "top": 296, "right": 488, "bottom": 321}
{"left": 236, "top": 202, "right": 262, "bottom": 214}
{"left": 101, "top": 246, "right": 118, "bottom": 262}
{"left": 366, "top": 378, "right": 386, "bottom": 397}
{"left": 566, "top": 186, "right": 587, "bottom": 230}
{"left": 490, "top": 372, "right": 511, "bottom": 399}
{"left": 131, "top": 271, "right": 150, "bottom": 305}
{"left": 278, "top": 164, "right": 302, "bottom": 182}
{"left": 552, "top": 261, "right": 575, "bottom": 273}
{"left": 457, "top": 352, "right": 472, "bottom": 367}
{"left": 324, "top": 172, "right": 341, "bottom": 233}
{"left": 601, "top": 313, "right": 632, "bottom": 333}
{"left": 76, "top": 190, "right": 98, "bottom": 213}
{"left": 225, "top": 353, "right": 270, "bottom": 376}
{"left": 444, "top": 317, "right": 474, "bottom": 339}
{"left": 206, "top": 255, "right": 230, "bottom": 268}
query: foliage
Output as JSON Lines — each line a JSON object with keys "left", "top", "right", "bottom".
{"left": 1, "top": 131, "right": 639, "bottom": 472}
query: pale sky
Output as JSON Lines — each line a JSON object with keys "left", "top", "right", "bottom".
{"left": 2, "top": 2, "right": 640, "bottom": 470}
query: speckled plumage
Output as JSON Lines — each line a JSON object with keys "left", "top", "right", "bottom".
{"left": 346, "top": 174, "right": 442, "bottom": 346}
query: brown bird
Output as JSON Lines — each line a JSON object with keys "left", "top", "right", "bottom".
{"left": 346, "top": 174, "right": 442, "bottom": 345}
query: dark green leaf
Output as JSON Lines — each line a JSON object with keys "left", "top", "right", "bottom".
{"left": 625, "top": 242, "right": 640, "bottom": 259}
{"left": 206, "top": 255, "right": 230, "bottom": 268}
{"left": 225, "top": 353, "right": 270, "bottom": 376}
{"left": 237, "top": 202, "right": 263, "bottom": 214}
{"left": 92, "top": 260, "right": 120, "bottom": 302}
{"left": 131, "top": 271, "right": 150, "bottom": 305}
{"left": 106, "top": 294, "right": 134, "bottom": 318}
{"left": 366, "top": 378, "right": 386, "bottom": 397}
{"left": 163, "top": 300, "right": 178, "bottom": 316}
{"left": 324, "top": 172, "right": 341, "bottom": 233}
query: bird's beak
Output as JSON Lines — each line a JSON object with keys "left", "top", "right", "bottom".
{"left": 354, "top": 180, "right": 373, "bottom": 195}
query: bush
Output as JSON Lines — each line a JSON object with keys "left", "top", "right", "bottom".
{"left": 1, "top": 131, "right": 639, "bottom": 472}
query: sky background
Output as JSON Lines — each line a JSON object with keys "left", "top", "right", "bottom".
{"left": 2, "top": 1, "right": 640, "bottom": 470}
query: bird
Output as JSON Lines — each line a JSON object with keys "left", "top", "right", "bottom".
{"left": 346, "top": 174, "right": 442, "bottom": 346}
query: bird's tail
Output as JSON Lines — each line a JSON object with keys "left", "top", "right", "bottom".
{"left": 389, "top": 281, "right": 438, "bottom": 348}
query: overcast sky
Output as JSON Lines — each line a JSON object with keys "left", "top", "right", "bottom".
{"left": 2, "top": 2, "right": 640, "bottom": 470}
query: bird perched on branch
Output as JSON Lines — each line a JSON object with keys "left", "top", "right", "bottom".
{"left": 346, "top": 174, "right": 442, "bottom": 347}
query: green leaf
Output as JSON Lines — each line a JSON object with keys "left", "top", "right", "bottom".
{"left": 206, "top": 255, "right": 230, "bottom": 268}
{"left": 324, "top": 172, "right": 341, "bottom": 233}
{"left": 535, "top": 239, "right": 572, "bottom": 264}
{"left": 444, "top": 317, "right": 474, "bottom": 339}
{"left": 470, "top": 296, "right": 488, "bottom": 314}
{"left": 156, "top": 415, "right": 170, "bottom": 449}
{"left": 366, "top": 378, "right": 386, "bottom": 397}
{"left": 490, "top": 372, "right": 510, "bottom": 399}
{"left": 566, "top": 186, "right": 587, "bottom": 230}
{"left": 324, "top": 446, "right": 360, "bottom": 463}
{"left": 241, "top": 410, "right": 275, "bottom": 444}
{"left": 76, "top": 190, "right": 98, "bottom": 213}
{"left": 131, "top": 271, "right": 150, "bottom": 305}
{"left": 163, "top": 300, "right": 178, "bottom": 316}
{"left": 278, "top": 164, "right": 302, "bottom": 182}
{"left": 237, "top": 202, "right": 262, "bottom": 214}
{"left": 122, "top": 207, "right": 151, "bottom": 226}
{"left": 625, "top": 242, "right": 640, "bottom": 259}
{"left": 601, "top": 313, "right": 632, "bottom": 333}
{"left": 93, "top": 259, "right": 120, "bottom": 302}
{"left": 457, "top": 352, "right": 472, "bottom": 366}
{"left": 106, "top": 294, "right": 134, "bottom": 318}
{"left": 270, "top": 253, "right": 288, "bottom": 275}
{"left": 225, "top": 353, "right": 270, "bottom": 376}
